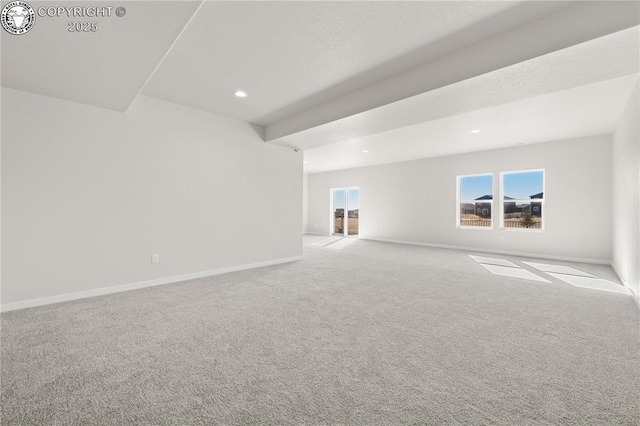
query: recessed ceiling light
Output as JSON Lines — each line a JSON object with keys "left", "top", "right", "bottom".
{"left": 234, "top": 90, "right": 247, "bottom": 98}
{"left": 471, "top": 129, "right": 480, "bottom": 134}
{"left": 303, "top": 161, "right": 309, "bottom": 164}
{"left": 362, "top": 150, "right": 369, "bottom": 153}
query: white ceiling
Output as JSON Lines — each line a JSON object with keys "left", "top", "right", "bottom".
{"left": 302, "top": 74, "right": 640, "bottom": 174}
{"left": 1, "top": 1, "right": 200, "bottom": 111}
{"left": 271, "top": 26, "right": 640, "bottom": 152}
{"left": 264, "top": 1, "right": 640, "bottom": 142}
{"left": 142, "top": 0, "right": 566, "bottom": 125}
{"left": 1, "top": 1, "right": 639, "bottom": 174}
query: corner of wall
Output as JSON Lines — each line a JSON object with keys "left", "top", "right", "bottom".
{"left": 611, "top": 79, "right": 640, "bottom": 304}
{"left": 303, "top": 173, "right": 309, "bottom": 233}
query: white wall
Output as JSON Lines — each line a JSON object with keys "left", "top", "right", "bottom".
{"left": 612, "top": 82, "right": 640, "bottom": 300}
{"left": 307, "top": 135, "right": 612, "bottom": 263}
{"left": 2, "top": 88, "right": 302, "bottom": 306}
{"left": 303, "top": 173, "right": 309, "bottom": 233}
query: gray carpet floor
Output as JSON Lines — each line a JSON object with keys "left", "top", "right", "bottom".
{"left": 2, "top": 237, "right": 639, "bottom": 425}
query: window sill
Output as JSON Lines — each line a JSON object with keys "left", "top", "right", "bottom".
{"left": 458, "top": 226, "right": 494, "bottom": 231}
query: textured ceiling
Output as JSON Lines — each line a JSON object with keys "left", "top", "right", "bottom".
{"left": 1, "top": 1, "right": 200, "bottom": 111}
{"left": 271, "top": 26, "right": 640, "bottom": 152}
{"left": 142, "top": 0, "right": 566, "bottom": 125}
{"left": 1, "top": 1, "right": 639, "bottom": 173}
{"left": 302, "top": 74, "right": 640, "bottom": 174}
{"left": 265, "top": 1, "right": 640, "bottom": 142}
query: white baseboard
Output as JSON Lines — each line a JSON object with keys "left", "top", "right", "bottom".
{"left": 359, "top": 237, "right": 611, "bottom": 265}
{"left": 1, "top": 255, "right": 303, "bottom": 313}
{"left": 303, "top": 232, "right": 329, "bottom": 236}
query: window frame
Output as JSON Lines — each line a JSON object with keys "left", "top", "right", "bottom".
{"left": 499, "top": 168, "right": 545, "bottom": 232}
{"left": 456, "top": 172, "right": 494, "bottom": 230}
{"left": 329, "top": 187, "right": 360, "bottom": 237}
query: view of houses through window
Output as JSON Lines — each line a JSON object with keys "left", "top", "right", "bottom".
{"left": 458, "top": 174, "right": 493, "bottom": 228}
{"left": 501, "top": 170, "right": 544, "bottom": 230}
{"left": 458, "top": 170, "right": 544, "bottom": 230}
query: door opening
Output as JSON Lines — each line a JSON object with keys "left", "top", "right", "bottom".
{"left": 331, "top": 188, "right": 359, "bottom": 237}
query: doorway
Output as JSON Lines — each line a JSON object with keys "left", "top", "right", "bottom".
{"left": 331, "top": 188, "right": 359, "bottom": 237}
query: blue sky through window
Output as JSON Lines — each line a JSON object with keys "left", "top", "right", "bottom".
{"left": 347, "top": 189, "right": 359, "bottom": 210}
{"left": 334, "top": 190, "right": 345, "bottom": 209}
{"left": 333, "top": 189, "right": 360, "bottom": 210}
{"left": 503, "top": 171, "right": 543, "bottom": 199}
{"left": 460, "top": 175, "right": 493, "bottom": 200}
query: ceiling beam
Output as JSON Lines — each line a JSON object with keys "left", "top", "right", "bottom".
{"left": 265, "top": 1, "right": 640, "bottom": 144}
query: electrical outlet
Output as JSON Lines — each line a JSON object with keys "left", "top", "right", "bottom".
{"left": 151, "top": 254, "right": 159, "bottom": 263}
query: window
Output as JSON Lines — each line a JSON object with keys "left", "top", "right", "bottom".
{"left": 501, "top": 170, "right": 544, "bottom": 230}
{"left": 457, "top": 174, "right": 493, "bottom": 228}
{"left": 331, "top": 188, "right": 360, "bottom": 236}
